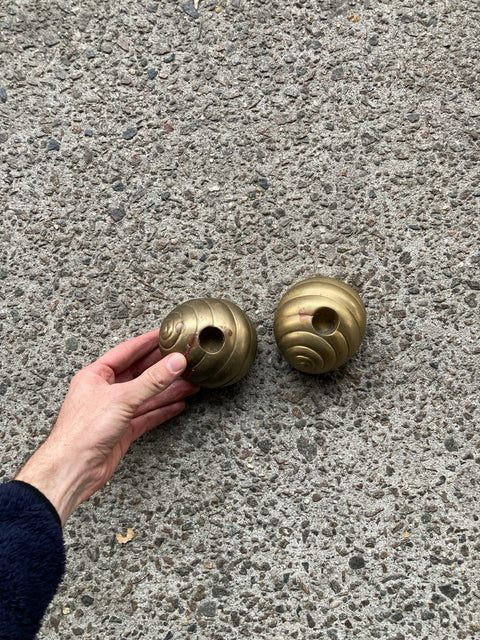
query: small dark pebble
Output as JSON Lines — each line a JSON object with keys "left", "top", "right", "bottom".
{"left": 122, "top": 127, "right": 137, "bottom": 140}
{"left": 421, "top": 610, "right": 435, "bottom": 620}
{"left": 163, "top": 632, "right": 174, "bottom": 640}
{"left": 212, "top": 584, "right": 230, "bottom": 598}
{"left": 257, "top": 177, "right": 269, "bottom": 190}
{"left": 81, "top": 595, "right": 94, "bottom": 606}
{"left": 47, "top": 138, "right": 60, "bottom": 151}
{"left": 361, "top": 133, "right": 377, "bottom": 146}
{"left": 406, "top": 112, "right": 419, "bottom": 122}
{"left": 108, "top": 203, "right": 126, "bottom": 222}
{"left": 197, "top": 600, "right": 217, "bottom": 617}
{"left": 349, "top": 555, "right": 365, "bottom": 570}
{"left": 306, "top": 612, "right": 316, "bottom": 628}
{"left": 181, "top": 2, "right": 199, "bottom": 19}
{"left": 164, "top": 53, "right": 175, "bottom": 63}
{"left": 297, "top": 436, "right": 317, "bottom": 461}
{"left": 84, "top": 129, "right": 93, "bottom": 137}
{"left": 0, "top": 88, "right": 7, "bottom": 103}
{"left": 369, "top": 35, "right": 379, "bottom": 46}
{"left": 429, "top": 361, "right": 438, "bottom": 369}
{"left": 444, "top": 437, "right": 458, "bottom": 452}
{"left": 439, "top": 584, "right": 459, "bottom": 600}
{"left": 148, "top": 68, "right": 158, "bottom": 79}
{"left": 331, "top": 67, "right": 344, "bottom": 81}
{"left": 161, "top": 191, "right": 171, "bottom": 201}
{"left": 258, "top": 439, "right": 272, "bottom": 454}
{"left": 66, "top": 337, "right": 78, "bottom": 351}
{"left": 86, "top": 49, "right": 95, "bottom": 59}
{"left": 44, "top": 32, "right": 60, "bottom": 47}
{"left": 113, "top": 182, "right": 125, "bottom": 192}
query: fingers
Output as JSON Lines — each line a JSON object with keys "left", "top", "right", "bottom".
{"left": 122, "top": 352, "right": 187, "bottom": 408}
{"left": 115, "top": 347, "right": 163, "bottom": 383}
{"left": 133, "top": 379, "right": 199, "bottom": 418}
{"left": 125, "top": 401, "right": 187, "bottom": 447}
{"left": 95, "top": 330, "right": 161, "bottom": 376}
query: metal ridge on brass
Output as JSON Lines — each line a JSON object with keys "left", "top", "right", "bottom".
{"left": 159, "top": 298, "right": 257, "bottom": 388}
{"left": 274, "top": 276, "right": 366, "bottom": 374}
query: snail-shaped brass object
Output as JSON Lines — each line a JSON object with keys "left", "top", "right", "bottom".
{"left": 158, "top": 298, "right": 257, "bottom": 388}
{"left": 274, "top": 276, "right": 366, "bottom": 374}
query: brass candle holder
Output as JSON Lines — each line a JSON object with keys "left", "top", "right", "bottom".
{"left": 274, "top": 276, "right": 366, "bottom": 374}
{"left": 159, "top": 298, "right": 257, "bottom": 388}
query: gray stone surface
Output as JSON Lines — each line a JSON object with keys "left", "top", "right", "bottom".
{"left": 1, "top": 0, "right": 479, "bottom": 638}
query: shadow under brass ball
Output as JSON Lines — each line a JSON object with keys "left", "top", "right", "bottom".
{"left": 159, "top": 298, "right": 257, "bottom": 388}
{"left": 274, "top": 276, "right": 366, "bottom": 374}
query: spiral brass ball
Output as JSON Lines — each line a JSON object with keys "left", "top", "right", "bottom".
{"left": 158, "top": 298, "right": 257, "bottom": 388}
{"left": 274, "top": 276, "right": 366, "bottom": 374}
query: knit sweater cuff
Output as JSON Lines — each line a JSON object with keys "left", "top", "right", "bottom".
{"left": 0, "top": 480, "right": 66, "bottom": 639}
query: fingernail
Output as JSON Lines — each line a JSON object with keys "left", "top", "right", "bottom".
{"left": 166, "top": 353, "right": 186, "bottom": 375}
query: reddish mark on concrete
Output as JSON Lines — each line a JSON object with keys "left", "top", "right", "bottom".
{"left": 226, "top": 329, "right": 233, "bottom": 336}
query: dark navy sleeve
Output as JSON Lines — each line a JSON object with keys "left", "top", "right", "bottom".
{"left": 0, "top": 480, "right": 65, "bottom": 640}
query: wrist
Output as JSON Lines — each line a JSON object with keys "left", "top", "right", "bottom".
{"left": 15, "top": 442, "right": 90, "bottom": 526}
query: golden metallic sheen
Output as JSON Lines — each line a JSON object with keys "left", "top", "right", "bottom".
{"left": 159, "top": 298, "right": 257, "bottom": 388}
{"left": 274, "top": 276, "right": 366, "bottom": 374}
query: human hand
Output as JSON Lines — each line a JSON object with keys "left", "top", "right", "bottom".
{"left": 16, "top": 330, "right": 198, "bottom": 525}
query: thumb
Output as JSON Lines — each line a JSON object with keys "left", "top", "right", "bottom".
{"left": 125, "top": 352, "right": 187, "bottom": 407}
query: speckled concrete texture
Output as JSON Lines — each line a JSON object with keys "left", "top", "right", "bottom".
{"left": 1, "top": 1, "right": 480, "bottom": 638}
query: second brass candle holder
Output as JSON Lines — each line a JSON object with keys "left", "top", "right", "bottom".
{"left": 274, "top": 276, "right": 366, "bottom": 374}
